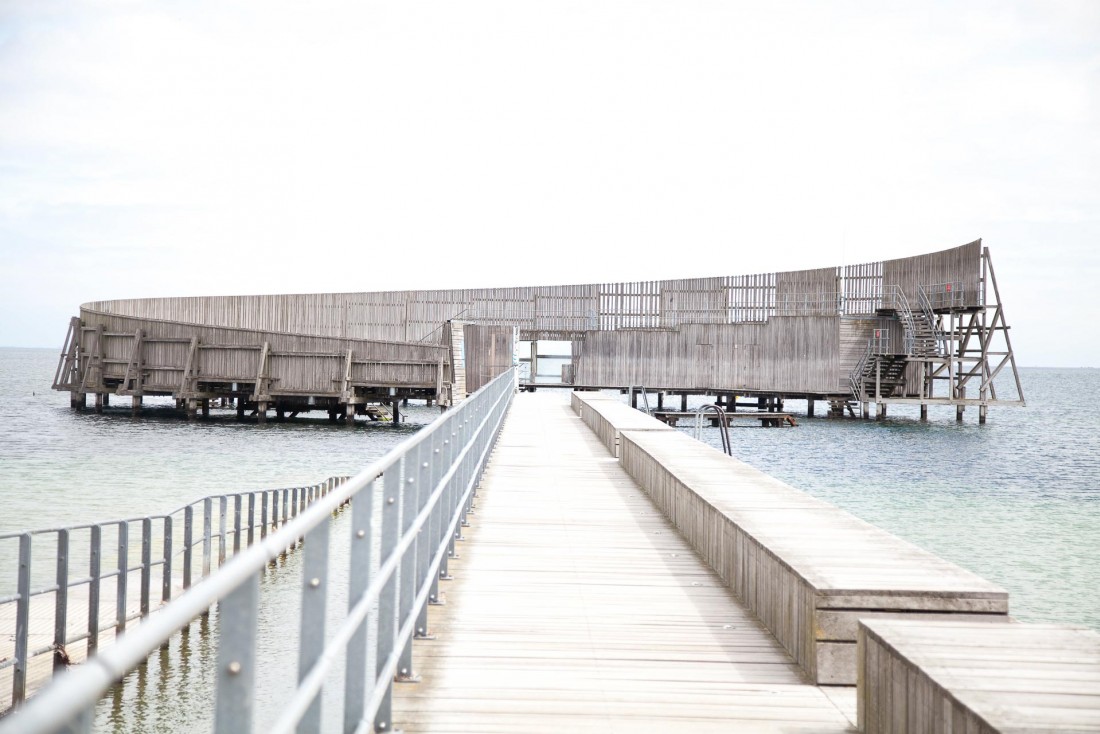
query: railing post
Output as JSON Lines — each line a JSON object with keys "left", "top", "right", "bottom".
{"left": 183, "top": 506, "right": 193, "bottom": 589}
{"left": 116, "top": 521, "right": 128, "bottom": 635}
{"left": 202, "top": 498, "right": 212, "bottom": 578}
{"left": 12, "top": 533, "right": 31, "bottom": 706}
{"left": 344, "top": 477, "right": 376, "bottom": 732}
{"left": 261, "top": 491, "right": 269, "bottom": 539}
{"left": 374, "top": 462, "right": 403, "bottom": 732}
{"left": 247, "top": 492, "right": 255, "bottom": 547}
{"left": 89, "top": 525, "right": 101, "bottom": 653}
{"left": 213, "top": 573, "right": 260, "bottom": 734}
{"left": 233, "top": 494, "right": 242, "bottom": 555}
{"left": 430, "top": 428, "right": 448, "bottom": 601}
{"left": 415, "top": 437, "right": 435, "bottom": 638}
{"left": 282, "top": 489, "right": 289, "bottom": 527}
{"left": 297, "top": 514, "right": 331, "bottom": 734}
{"left": 162, "top": 516, "right": 173, "bottom": 603}
{"left": 218, "top": 496, "right": 228, "bottom": 565}
{"left": 140, "top": 517, "right": 152, "bottom": 617}
{"left": 54, "top": 529, "right": 70, "bottom": 673}
{"left": 397, "top": 443, "right": 425, "bottom": 682}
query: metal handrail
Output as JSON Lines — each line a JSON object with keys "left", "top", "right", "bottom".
{"left": 916, "top": 285, "right": 947, "bottom": 355}
{"left": 693, "top": 405, "right": 731, "bottom": 456}
{"left": 0, "top": 368, "right": 516, "bottom": 734}
{"left": 0, "top": 477, "right": 349, "bottom": 711}
{"left": 627, "top": 385, "right": 651, "bottom": 414}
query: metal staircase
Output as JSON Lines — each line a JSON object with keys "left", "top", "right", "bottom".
{"left": 849, "top": 285, "right": 944, "bottom": 402}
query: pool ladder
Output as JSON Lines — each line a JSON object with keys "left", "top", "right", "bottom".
{"left": 693, "top": 404, "right": 732, "bottom": 456}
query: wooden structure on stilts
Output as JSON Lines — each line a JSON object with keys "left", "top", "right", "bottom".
{"left": 52, "top": 239, "right": 1023, "bottom": 422}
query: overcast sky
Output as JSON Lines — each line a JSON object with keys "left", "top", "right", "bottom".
{"left": 1, "top": 1, "right": 1097, "bottom": 366}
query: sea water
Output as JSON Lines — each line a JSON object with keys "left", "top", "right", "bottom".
{"left": 1, "top": 347, "right": 1097, "bottom": 730}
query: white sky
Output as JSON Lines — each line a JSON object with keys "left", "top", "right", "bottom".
{"left": 1, "top": 1, "right": 1098, "bottom": 366}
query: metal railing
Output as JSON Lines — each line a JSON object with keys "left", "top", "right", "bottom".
{"left": 921, "top": 281, "right": 966, "bottom": 310}
{"left": 1, "top": 367, "right": 516, "bottom": 734}
{"left": 693, "top": 405, "right": 731, "bottom": 455}
{"left": 627, "top": 385, "right": 651, "bottom": 413}
{"left": 916, "top": 285, "right": 947, "bottom": 356}
{"left": 0, "top": 476, "right": 349, "bottom": 712}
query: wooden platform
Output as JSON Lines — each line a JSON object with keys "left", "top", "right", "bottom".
{"left": 565, "top": 392, "right": 1010, "bottom": 686}
{"left": 390, "top": 391, "right": 855, "bottom": 732}
{"left": 859, "top": 620, "right": 1100, "bottom": 733}
{"left": 651, "top": 410, "right": 797, "bottom": 427}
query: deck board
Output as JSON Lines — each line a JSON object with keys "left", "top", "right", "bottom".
{"left": 390, "top": 391, "right": 855, "bottom": 732}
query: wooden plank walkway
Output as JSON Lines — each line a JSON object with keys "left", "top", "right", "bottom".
{"left": 390, "top": 391, "right": 855, "bottom": 732}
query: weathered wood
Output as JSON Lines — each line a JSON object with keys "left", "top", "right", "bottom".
{"left": 389, "top": 391, "right": 853, "bottom": 732}
{"left": 859, "top": 619, "right": 1100, "bottom": 733}
{"left": 571, "top": 392, "right": 1009, "bottom": 685}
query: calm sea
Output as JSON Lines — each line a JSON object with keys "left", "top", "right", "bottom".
{"left": 1, "top": 347, "right": 1098, "bottom": 730}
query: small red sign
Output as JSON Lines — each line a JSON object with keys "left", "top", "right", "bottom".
{"left": 946, "top": 284, "right": 952, "bottom": 292}
{"left": 875, "top": 329, "right": 881, "bottom": 338}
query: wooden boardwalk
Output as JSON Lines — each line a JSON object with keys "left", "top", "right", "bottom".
{"left": 390, "top": 391, "right": 855, "bottom": 732}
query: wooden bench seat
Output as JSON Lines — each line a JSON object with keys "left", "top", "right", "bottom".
{"left": 859, "top": 619, "right": 1100, "bottom": 733}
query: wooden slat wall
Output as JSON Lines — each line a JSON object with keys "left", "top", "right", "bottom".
{"left": 75, "top": 241, "right": 986, "bottom": 397}
{"left": 79, "top": 309, "right": 446, "bottom": 395}
{"left": 573, "top": 318, "right": 839, "bottom": 393}
{"left": 776, "top": 267, "right": 839, "bottom": 316}
{"left": 462, "top": 324, "right": 514, "bottom": 394}
{"left": 843, "top": 260, "right": 883, "bottom": 315}
{"left": 83, "top": 242, "right": 979, "bottom": 342}
{"left": 882, "top": 239, "right": 982, "bottom": 308}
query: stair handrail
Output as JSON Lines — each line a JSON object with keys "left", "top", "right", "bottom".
{"left": 849, "top": 339, "right": 873, "bottom": 401}
{"left": 916, "top": 284, "right": 946, "bottom": 356}
{"left": 693, "top": 404, "right": 732, "bottom": 456}
{"left": 627, "top": 385, "right": 651, "bottom": 414}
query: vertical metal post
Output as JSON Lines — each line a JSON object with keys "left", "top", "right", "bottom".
{"left": 213, "top": 573, "right": 260, "bottom": 734}
{"left": 233, "top": 495, "right": 242, "bottom": 554}
{"left": 247, "top": 492, "right": 255, "bottom": 546}
{"left": 297, "top": 515, "right": 331, "bottom": 734}
{"left": 374, "top": 464, "right": 403, "bottom": 732}
{"left": 344, "top": 476, "right": 376, "bottom": 732}
{"left": 116, "top": 521, "right": 128, "bottom": 635}
{"left": 415, "top": 438, "right": 435, "bottom": 637}
{"left": 13, "top": 534, "right": 31, "bottom": 705}
{"left": 292, "top": 487, "right": 299, "bottom": 519}
{"left": 282, "top": 489, "right": 289, "bottom": 527}
{"left": 140, "top": 517, "right": 152, "bottom": 617}
{"left": 89, "top": 525, "right": 101, "bottom": 653}
{"left": 218, "top": 496, "right": 228, "bottom": 565}
{"left": 54, "top": 529, "right": 70, "bottom": 673}
{"left": 162, "top": 516, "right": 173, "bottom": 603}
{"left": 183, "top": 507, "right": 193, "bottom": 589}
{"left": 202, "top": 498, "right": 212, "bottom": 578}
{"left": 397, "top": 443, "right": 424, "bottom": 681}
{"left": 261, "top": 491, "right": 269, "bottom": 539}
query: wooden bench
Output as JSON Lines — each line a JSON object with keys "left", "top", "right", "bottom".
{"left": 859, "top": 619, "right": 1100, "bottom": 733}
{"left": 570, "top": 391, "right": 674, "bottom": 457}
{"left": 571, "top": 392, "right": 1010, "bottom": 685}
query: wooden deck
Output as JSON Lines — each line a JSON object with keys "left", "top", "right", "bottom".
{"left": 390, "top": 391, "right": 855, "bottom": 732}
{"left": 859, "top": 620, "right": 1100, "bottom": 733}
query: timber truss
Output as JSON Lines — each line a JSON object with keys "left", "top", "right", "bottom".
{"left": 850, "top": 246, "right": 1025, "bottom": 421}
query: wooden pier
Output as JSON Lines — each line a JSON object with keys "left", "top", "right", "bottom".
{"left": 389, "top": 390, "right": 856, "bottom": 732}
{"left": 651, "top": 410, "right": 797, "bottom": 427}
{"left": 54, "top": 240, "right": 1025, "bottom": 424}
